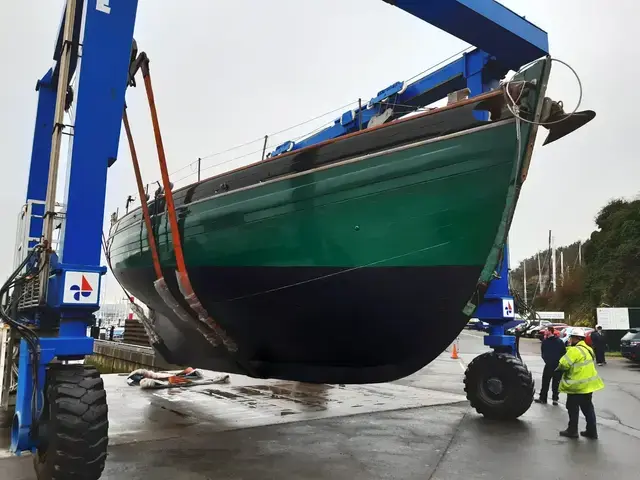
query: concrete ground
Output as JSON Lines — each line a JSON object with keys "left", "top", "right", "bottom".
{"left": 1, "top": 331, "right": 639, "bottom": 479}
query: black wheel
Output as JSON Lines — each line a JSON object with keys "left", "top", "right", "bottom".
{"left": 464, "top": 351, "right": 534, "bottom": 420}
{"left": 34, "top": 365, "right": 109, "bottom": 480}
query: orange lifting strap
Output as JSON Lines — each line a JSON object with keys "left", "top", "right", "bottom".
{"left": 122, "top": 107, "right": 221, "bottom": 349}
{"left": 122, "top": 78, "right": 236, "bottom": 352}
{"left": 141, "top": 69, "right": 236, "bottom": 352}
{"left": 122, "top": 109, "right": 163, "bottom": 280}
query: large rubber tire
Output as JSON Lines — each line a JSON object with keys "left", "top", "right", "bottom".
{"left": 34, "top": 365, "right": 109, "bottom": 480}
{"left": 464, "top": 351, "right": 534, "bottom": 420}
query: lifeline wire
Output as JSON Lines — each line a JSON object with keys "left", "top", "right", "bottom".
{"left": 169, "top": 46, "right": 475, "bottom": 181}
{"left": 194, "top": 100, "right": 360, "bottom": 162}
{"left": 405, "top": 46, "right": 473, "bottom": 84}
{"left": 184, "top": 110, "right": 356, "bottom": 182}
{"left": 166, "top": 100, "right": 360, "bottom": 181}
{"left": 172, "top": 97, "right": 434, "bottom": 185}
{"left": 504, "top": 57, "right": 584, "bottom": 126}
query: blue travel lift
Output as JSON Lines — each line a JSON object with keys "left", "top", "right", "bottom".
{"left": 2, "top": 1, "right": 547, "bottom": 477}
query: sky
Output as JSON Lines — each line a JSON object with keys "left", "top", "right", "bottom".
{"left": 1, "top": 0, "right": 638, "bottom": 302}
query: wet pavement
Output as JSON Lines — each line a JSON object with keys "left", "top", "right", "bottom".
{"left": 1, "top": 331, "right": 639, "bottom": 479}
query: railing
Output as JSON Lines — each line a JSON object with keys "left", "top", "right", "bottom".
{"left": 13, "top": 199, "right": 67, "bottom": 268}
{"left": 0, "top": 325, "right": 18, "bottom": 410}
{"left": 13, "top": 200, "right": 43, "bottom": 270}
{"left": 13, "top": 199, "right": 66, "bottom": 310}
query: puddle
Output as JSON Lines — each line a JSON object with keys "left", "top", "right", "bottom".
{"left": 196, "top": 383, "right": 332, "bottom": 413}
{"left": 203, "top": 389, "right": 241, "bottom": 400}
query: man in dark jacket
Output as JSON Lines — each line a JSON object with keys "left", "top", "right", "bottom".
{"left": 535, "top": 326, "right": 566, "bottom": 405}
{"left": 590, "top": 326, "right": 607, "bottom": 366}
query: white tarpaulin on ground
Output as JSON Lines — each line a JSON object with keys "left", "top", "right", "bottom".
{"left": 596, "top": 307, "right": 630, "bottom": 330}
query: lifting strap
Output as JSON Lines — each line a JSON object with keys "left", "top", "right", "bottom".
{"left": 140, "top": 67, "right": 237, "bottom": 352}
{"left": 125, "top": 47, "right": 238, "bottom": 354}
{"left": 122, "top": 107, "right": 223, "bottom": 350}
{"left": 122, "top": 109, "right": 163, "bottom": 280}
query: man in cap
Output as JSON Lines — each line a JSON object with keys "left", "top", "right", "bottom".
{"left": 534, "top": 326, "right": 566, "bottom": 405}
{"left": 557, "top": 327, "right": 604, "bottom": 439}
{"left": 590, "top": 325, "right": 607, "bottom": 366}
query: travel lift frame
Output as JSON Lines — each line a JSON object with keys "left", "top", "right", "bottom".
{"left": 2, "top": 0, "right": 549, "bottom": 477}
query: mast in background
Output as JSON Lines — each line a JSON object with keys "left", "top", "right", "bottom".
{"left": 578, "top": 240, "right": 583, "bottom": 266}
{"left": 551, "top": 233, "right": 557, "bottom": 292}
{"left": 537, "top": 252, "right": 543, "bottom": 293}
{"left": 523, "top": 260, "right": 528, "bottom": 304}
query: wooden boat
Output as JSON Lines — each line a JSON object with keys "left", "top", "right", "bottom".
{"left": 107, "top": 59, "right": 594, "bottom": 383}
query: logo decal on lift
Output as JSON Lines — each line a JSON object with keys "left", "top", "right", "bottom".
{"left": 96, "top": 0, "right": 111, "bottom": 14}
{"left": 502, "top": 299, "right": 514, "bottom": 318}
{"left": 70, "top": 275, "right": 94, "bottom": 301}
{"left": 63, "top": 271, "right": 100, "bottom": 305}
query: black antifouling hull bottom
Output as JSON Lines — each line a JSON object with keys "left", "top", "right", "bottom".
{"left": 114, "top": 265, "right": 481, "bottom": 384}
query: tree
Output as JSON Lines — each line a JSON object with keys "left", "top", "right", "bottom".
{"left": 582, "top": 198, "right": 640, "bottom": 309}
{"left": 509, "top": 197, "right": 640, "bottom": 325}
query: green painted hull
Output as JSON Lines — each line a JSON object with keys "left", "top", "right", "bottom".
{"left": 113, "top": 121, "right": 520, "bottom": 270}
{"left": 107, "top": 62, "right": 549, "bottom": 383}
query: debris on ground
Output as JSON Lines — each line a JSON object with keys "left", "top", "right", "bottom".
{"left": 126, "top": 367, "right": 230, "bottom": 389}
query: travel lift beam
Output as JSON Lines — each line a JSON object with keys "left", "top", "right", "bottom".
{"left": 3, "top": 0, "right": 551, "bottom": 477}
{"left": 269, "top": 0, "right": 548, "bottom": 156}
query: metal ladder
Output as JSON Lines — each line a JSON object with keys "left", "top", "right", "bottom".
{"left": 0, "top": 324, "right": 18, "bottom": 412}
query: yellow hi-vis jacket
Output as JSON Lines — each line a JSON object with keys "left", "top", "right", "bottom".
{"left": 557, "top": 340, "right": 605, "bottom": 395}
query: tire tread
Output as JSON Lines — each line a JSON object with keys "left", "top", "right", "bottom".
{"left": 464, "top": 351, "right": 534, "bottom": 420}
{"left": 35, "top": 365, "right": 108, "bottom": 480}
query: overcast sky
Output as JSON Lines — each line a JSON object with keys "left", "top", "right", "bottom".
{"left": 1, "top": 0, "right": 637, "bottom": 302}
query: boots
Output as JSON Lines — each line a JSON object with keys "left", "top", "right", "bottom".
{"left": 580, "top": 430, "right": 598, "bottom": 439}
{"left": 559, "top": 429, "right": 579, "bottom": 439}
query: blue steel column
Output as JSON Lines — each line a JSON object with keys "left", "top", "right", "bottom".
{"left": 463, "top": 49, "right": 498, "bottom": 122}
{"left": 24, "top": 70, "right": 56, "bottom": 248}
{"left": 474, "top": 243, "right": 516, "bottom": 352}
{"left": 60, "top": 0, "right": 139, "bottom": 268}
{"left": 56, "top": 0, "right": 139, "bottom": 339}
{"left": 465, "top": 54, "right": 516, "bottom": 354}
{"left": 12, "top": 0, "right": 140, "bottom": 453}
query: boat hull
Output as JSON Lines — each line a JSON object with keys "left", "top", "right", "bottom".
{"left": 107, "top": 58, "right": 556, "bottom": 384}
{"left": 110, "top": 116, "right": 528, "bottom": 383}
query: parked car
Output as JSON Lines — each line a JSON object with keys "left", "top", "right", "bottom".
{"left": 534, "top": 320, "right": 554, "bottom": 336}
{"left": 502, "top": 318, "right": 525, "bottom": 332}
{"left": 477, "top": 321, "right": 490, "bottom": 332}
{"left": 521, "top": 321, "right": 542, "bottom": 337}
{"left": 559, "top": 326, "right": 594, "bottom": 344}
{"left": 466, "top": 318, "right": 489, "bottom": 331}
{"left": 523, "top": 324, "right": 541, "bottom": 338}
{"left": 621, "top": 328, "right": 640, "bottom": 362}
{"left": 537, "top": 323, "right": 568, "bottom": 340}
{"left": 466, "top": 319, "right": 480, "bottom": 330}
{"left": 506, "top": 320, "right": 534, "bottom": 336}
{"left": 526, "top": 320, "right": 551, "bottom": 338}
